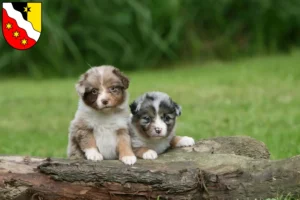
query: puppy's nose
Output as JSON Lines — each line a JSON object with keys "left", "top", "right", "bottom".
{"left": 155, "top": 127, "right": 162, "bottom": 134}
{"left": 101, "top": 99, "right": 108, "bottom": 105}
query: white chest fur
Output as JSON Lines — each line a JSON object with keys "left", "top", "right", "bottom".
{"left": 94, "top": 114, "right": 129, "bottom": 159}
{"left": 76, "top": 103, "right": 130, "bottom": 159}
{"left": 94, "top": 128, "right": 118, "bottom": 159}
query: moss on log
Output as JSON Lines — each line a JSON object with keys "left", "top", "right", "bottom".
{"left": 1, "top": 136, "right": 298, "bottom": 200}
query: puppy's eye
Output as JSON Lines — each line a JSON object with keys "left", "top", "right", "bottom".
{"left": 91, "top": 89, "right": 98, "bottom": 95}
{"left": 163, "top": 114, "right": 172, "bottom": 122}
{"left": 142, "top": 116, "right": 150, "bottom": 123}
{"left": 110, "top": 86, "right": 120, "bottom": 93}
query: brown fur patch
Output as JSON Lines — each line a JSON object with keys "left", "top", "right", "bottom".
{"left": 83, "top": 88, "right": 99, "bottom": 110}
{"left": 68, "top": 119, "right": 97, "bottom": 159}
{"left": 101, "top": 67, "right": 126, "bottom": 107}
{"left": 112, "top": 68, "right": 129, "bottom": 89}
{"left": 133, "top": 147, "right": 151, "bottom": 158}
{"left": 116, "top": 128, "right": 135, "bottom": 159}
{"left": 68, "top": 138, "right": 85, "bottom": 159}
{"left": 105, "top": 87, "right": 126, "bottom": 110}
{"left": 170, "top": 136, "right": 182, "bottom": 148}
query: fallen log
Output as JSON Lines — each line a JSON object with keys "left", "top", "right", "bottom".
{"left": 0, "top": 136, "right": 299, "bottom": 200}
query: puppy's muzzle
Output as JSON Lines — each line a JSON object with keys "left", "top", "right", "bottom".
{"left": 101, "top": 99, "right": 109, "bottom": 105}
{"left": 154, "top": 127, "right": 162, "bottom": 134}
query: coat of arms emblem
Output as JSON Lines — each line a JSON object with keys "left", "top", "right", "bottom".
{"left": 2, "top": 2, "right": 41, "bottom": 50}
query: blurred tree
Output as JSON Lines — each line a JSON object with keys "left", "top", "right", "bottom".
{"left": 0, "top": 0, "right": 299, "bottom": 78}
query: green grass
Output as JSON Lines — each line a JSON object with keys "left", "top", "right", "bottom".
{"left": 266, "top": 193, "right": 295, "bottom": 200}
{"left": 1, "top": 51, "right": 300, "bottom": 159}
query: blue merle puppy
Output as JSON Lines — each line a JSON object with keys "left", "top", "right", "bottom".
{"left": 129, "top": 91, "right": 195, "bottom": 159}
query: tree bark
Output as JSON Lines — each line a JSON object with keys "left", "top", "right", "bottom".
{"left": 0, "top": 136, "right": 299, "bottom": 200}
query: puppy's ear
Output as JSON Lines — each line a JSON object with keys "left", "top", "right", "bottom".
{"left": 172, "top": 101, "right": 182, "bottom": 116}
{"left": 75, "top": 73, "right": 87, "bottom": 97}
{"left": 113, "top": 68, "right": 129, "bottom": 89}
{"left": 129, "top": 101, "right": 138, "bottom": 115}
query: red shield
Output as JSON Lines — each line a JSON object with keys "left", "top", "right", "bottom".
{"left": 2, "top": 2, "right": 41, "bottom": 50}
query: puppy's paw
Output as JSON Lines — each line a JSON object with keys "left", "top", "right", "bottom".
{"left": 121, "top": 156, "right": 137, "bottom": 165}
{"left": 142, "top": 150, "right": 158, "bottom": 160}
{"left": 176, "top": 136, "right": 195, "bottom": 147}
{"left": 85, "top": 148, "right": 103, "bottom": 161}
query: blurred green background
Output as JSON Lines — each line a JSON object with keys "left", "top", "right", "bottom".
{"left": 0, "top": 0, "right": 300, "bottom": 160}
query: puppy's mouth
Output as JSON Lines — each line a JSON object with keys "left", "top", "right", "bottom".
{"left": 99, "top": 106, "right": 113, "bottom": 110}
{"left": 95, "top": 104, "right": 114, "bottom": 111}
{"left": 102, "top": 106, "right": 112, "bottom": 109}
{"left": 149, "top": 135, "right": 165, "bottom": 139}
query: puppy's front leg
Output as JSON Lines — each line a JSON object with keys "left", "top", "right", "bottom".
{"left": 74, "top": 129, "right": 103, "bottom": 161}
{"left": 117, "top": 129, "right": 137, "bottom": 165}
{"left": 133, "top": 147, "right": 158, "bottom": 160}
{"left": 170, "top": 136, "right": 195, "bottom": 148}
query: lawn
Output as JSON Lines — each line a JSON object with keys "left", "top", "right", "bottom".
{"left": 0, "top": 51, "right": 300, "bottom": 159}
